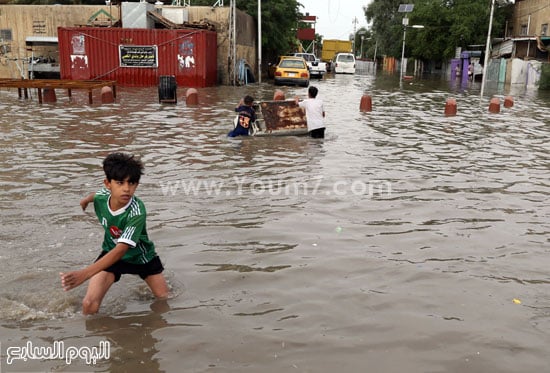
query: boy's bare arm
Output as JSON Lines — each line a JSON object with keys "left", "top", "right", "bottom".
{"left": 60, "top": 243, "right": 129, "bottom": 291}
{"left": 80, "top": 192, "right": 95, "bottom": 210}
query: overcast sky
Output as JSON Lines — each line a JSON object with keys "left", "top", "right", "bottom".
{"left": 296, "top": 0, "right": 512, "bottom": 40}
{"left": 297, "top": 0, "right": 372, "bottom": 40}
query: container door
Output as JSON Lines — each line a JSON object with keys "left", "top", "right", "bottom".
{"left": 69, "top": 34, "right": 91, "bottom": 80}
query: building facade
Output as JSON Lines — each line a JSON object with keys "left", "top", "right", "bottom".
{"left": 512, "top": 0, "right": 550, "bottom": 38}
{"left": 0, "top": 4, "right": 256, "bottom": 85}
{"left": 509, "top": 0, "right": 550, "bottom": 60}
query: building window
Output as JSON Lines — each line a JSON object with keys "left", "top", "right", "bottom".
{"left": 521, "top": 24, "right": 528, "bottom": 36}
{"left": 0, "top": 29, "right": 12, "bottom": 42}
{"left": 542, "top": 24, "right": 548, "bottom": 36}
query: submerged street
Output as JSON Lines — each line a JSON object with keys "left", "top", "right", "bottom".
{"left": 1, "top": 72, "right": 549, "bottom": 372}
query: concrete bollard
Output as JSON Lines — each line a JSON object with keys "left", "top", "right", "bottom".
{"left": 273, "top": 89, "right": 285, "bottom": 101}
{"left": 444, "top": 98, "right": 457, "bottom": 116}
{"left": 504, "top": 96, "right": 514, "bottom": 108}
{"left": 359, "top": 94, "right": 372, "bottom": 112}
{"left": 101, "top": 86, "right": 115, "bottom": 104}
{"left": 43, "top": 88, "right": 57, "bottom": 103}
{"left": 489, "top": 97, "right": 500, "bottom": 114}
{"left": 186, "top": 88, "right": 198, "bottom": 105}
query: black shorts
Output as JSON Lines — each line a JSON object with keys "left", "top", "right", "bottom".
{"left": 309, "top": 128, "right": 325, "bottom": 138}
{"left": 95, "top": 251, "right": 164, "bottom": 283}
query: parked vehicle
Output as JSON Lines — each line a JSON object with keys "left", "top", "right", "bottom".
{"left": 267, "top": 55, "right": 283, "bottom": 79}
{"left": 321, "top": 39, "right": 353, "bottom": 72}
{"left": 292, "top": 52, "right": 327, "bottom": 78}
{"left": 333, "top": 53, "right": 356, "bottom": 74}
{"left": 274, "top": 56, "right": 310, "bottom": 87}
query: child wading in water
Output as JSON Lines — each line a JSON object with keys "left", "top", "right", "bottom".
{"left": 60, "top": 153, "right": 169, "bottom": 314}
{"left": 228, "top": 95, "right": 256, "bottom": 137}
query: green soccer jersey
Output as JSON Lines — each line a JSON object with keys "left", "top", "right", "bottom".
{"left": 93, "top": 188, "right": 157, "bottom": 264}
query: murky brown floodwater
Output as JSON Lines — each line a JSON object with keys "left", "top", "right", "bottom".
{"left": 1, "top": 72, "right": 549, "bottom": 372}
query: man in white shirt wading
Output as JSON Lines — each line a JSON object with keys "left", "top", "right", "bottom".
{"left": 295, "top": 86, "right": 326, "bottom": 138}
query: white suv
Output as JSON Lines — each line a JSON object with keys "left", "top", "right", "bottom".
{"left": 333, "top": 53, "right": 355, "bottom": 74}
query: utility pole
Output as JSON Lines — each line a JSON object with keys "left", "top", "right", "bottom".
{"left": 228, "top": 0, "right": 236, "bottom": 85}
{"left": 480, "top": 0, "right": 495, "bottom": 98}
{"left": 258, "top": 0, "right": 261, "bottom": 83}
{"left": 352, "top": 17, "right": 358, "bottom": 54}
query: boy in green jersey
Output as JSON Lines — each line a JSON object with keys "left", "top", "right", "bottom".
{"left": 60, "top": 153, "right": 169, "bottom": 315}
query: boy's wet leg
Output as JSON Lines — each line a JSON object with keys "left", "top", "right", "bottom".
{"left": 82, "top": 271, "right": 116, "bottom": 315}
{"left": 145, "top": 273, "right": 169, "bottom": 298}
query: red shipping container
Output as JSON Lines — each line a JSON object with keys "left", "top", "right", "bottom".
{"left": 57, "top": 27, "right": 217, "bottom": 87}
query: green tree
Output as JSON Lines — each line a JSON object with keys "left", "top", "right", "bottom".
{"left": 313, "top": 33, "right": 323, "bottom": 57}
{"left": 192, "top": 0, "right": 302, "bottom": 63}
{"left": 365, "top": 0, "right": 514, "bottom": 63}
{"left": 241, "top": 0, "right": 302, "bottom": 62}
{"left": 365, "top": 0, "right": 404, "bottom": 58}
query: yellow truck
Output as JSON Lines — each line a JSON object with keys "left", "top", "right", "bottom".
{"left": 321, "top": 39, "right": 353, "bottom": 72}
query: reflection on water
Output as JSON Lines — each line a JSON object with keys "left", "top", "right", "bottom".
{"left": 0, "top": 73, "right": 549, "bottom": 372}
{"left": 83, "top": 299, "right": 177, "bottom": 372}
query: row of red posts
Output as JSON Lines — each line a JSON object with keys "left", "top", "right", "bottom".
{"left": 244, "top": 91, "right": 514, "bottom": 116}
{"left": 444, "top": 96, "right": 514, "bottom": 115}
{"left": 41, "top": 86, "right": 200, "bottom": 105}
{"left": 358, "top": 94, "right": 514, "bottom": 115}
{"left": 42, "top": 88, "right": 515, "bottom": 115}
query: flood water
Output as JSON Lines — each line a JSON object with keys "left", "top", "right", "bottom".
{"left": 0, "top": 72, "right": 549, "bottom": 372}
